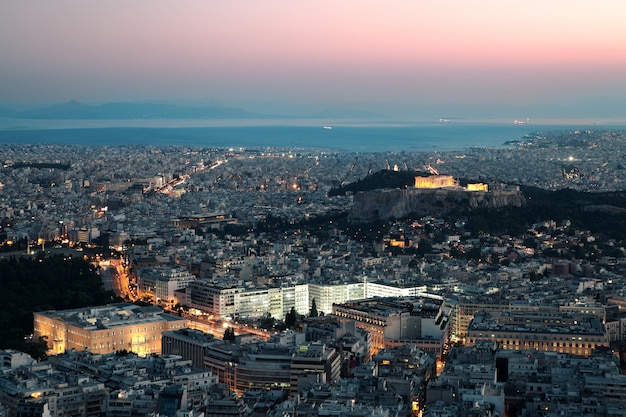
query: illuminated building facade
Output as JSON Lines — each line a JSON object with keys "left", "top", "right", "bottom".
{"left": 466, "top": 182, "right": 489, "bottom": 191}
{"left": 414, "top": 175, "right": 456, "bottom": 189}
{"left": 466, "top": 310, "right": 609, "bottom": 355}
{"left": 186, "top": 278, "right": 442, "bottom": 323}
{"left": 186, "top": 280, "right": 309, "bottom": 320}
{"left": 414, "top": 175, "right": 488, "bottom": 192}
{"left": 307, "top": 282, "right": 365, "bottom": 313}
{"left": 451, "top": 302, "right": 552, "bottom": 340}
{"left": 34, "top": 303, "right": 187, "bottom": 356}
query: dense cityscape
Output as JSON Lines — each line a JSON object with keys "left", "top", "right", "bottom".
{"left": 1, "top": 129, "right": 626, "bottom": 417}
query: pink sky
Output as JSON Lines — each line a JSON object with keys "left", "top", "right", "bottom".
{"left": 1, "top": 0, "right": 625, "bottom": 116}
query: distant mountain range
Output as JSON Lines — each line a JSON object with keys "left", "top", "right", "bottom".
{"left": 0, "top": 100, "right": 267, "bottom": 120}
{"left": 0, "top": 100, "right": 383, "bottom": 120}
{"left": 2, "top": 96, "right": 626, "bottom": 121}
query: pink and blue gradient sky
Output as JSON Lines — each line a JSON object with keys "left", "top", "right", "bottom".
{"left": 1, "top": 0, "right": 625, "bottom": 117}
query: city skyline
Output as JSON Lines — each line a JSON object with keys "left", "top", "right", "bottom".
{"left": 1, "top": 1, "right": 626, "bottom": 118}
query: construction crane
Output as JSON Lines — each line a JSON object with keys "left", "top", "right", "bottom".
{"left": 424, "top": 164, "right": 439, "bottom": 175}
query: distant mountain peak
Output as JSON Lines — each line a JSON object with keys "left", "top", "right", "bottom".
{"left": 61, "top": 100, "right": 89, "bottom": 108}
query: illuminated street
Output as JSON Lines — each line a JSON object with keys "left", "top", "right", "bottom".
{"left": 99, "top": 257, "right": 136, "bottom": 301}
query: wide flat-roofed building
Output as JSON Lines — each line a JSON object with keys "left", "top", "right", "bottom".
{"left": 200, "top": 338, "right": 339, "bottom": 396}
{"left": 452, "top": 302, "right": 557, "bottom": 340}
{"left": 236, "top": 347, "right": 293, "bottom": 393}
{"left": 186, "top": 281, "right": 269, "bottom": 320}
{"left": 173, "top": 213, "right": 234, "bottom": 230}
{"left": 34, "top": 303, "right": 187, "bottom": 356}
{"left": 162, "top": 328, "right": 216, "bottom": 368}
{"left": 186, "top": 280, "right": 309, "bottom": 320}
{"left": 290, "top": 343, "right": 341, "bottom": 397}
{"left": 332, "top": 296, "right": 450, "bottom": 359}
{"left": 466, "top": 310, "right": 609, "bottom": 356}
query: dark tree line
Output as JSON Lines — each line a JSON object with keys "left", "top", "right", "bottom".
{"left": 328, "top": 169, "right": 421, "bottom": 197}
{"left": 464, "top": 187, "right": 626, "bottom": 239}
{"left": 0, "top": 254, "right": 121, "bottom": 359}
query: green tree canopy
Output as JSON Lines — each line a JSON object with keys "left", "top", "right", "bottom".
{"left": 285, "top": 307, "right": 297, "bottom": 328}
{"left": 223, "top": 326, "right": 236, "bottom": 342}
{"left": 0, "top": 254, "right": 121, "bottom": 359}
{"left": 310, "top": 298, "right": 319, "bottom": 318}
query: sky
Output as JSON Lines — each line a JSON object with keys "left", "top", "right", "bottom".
{"left": 1, "top": 1, "right": 626, "bottom": 118}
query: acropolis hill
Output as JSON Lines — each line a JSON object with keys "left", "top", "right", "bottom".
{"left": 350, "top": 174, "right": 526, "bottom": 221}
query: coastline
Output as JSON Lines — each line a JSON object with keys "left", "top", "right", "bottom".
{"left": 1, "top": 118, "right": 626, "bottom": 153}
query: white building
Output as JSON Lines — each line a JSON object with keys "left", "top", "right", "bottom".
{"left": 186, "top": 278, "right": 442, "bottom": 322}
{"left": 137, "top": 265, "right": 196, "bottom": 306}
{"left": 187, "top": 281, "right": 309, "bottom": 320}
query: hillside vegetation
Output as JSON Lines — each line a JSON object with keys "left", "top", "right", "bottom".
{"left": 0, "top": 254, "right": 120, "bottom": 359}
{"left": 329, "top": 170, "right": 626, "bottom": 238}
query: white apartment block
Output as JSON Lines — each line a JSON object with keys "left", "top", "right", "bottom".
{"left": 137, "top": 265, "right": 196, "bottom": 306}
{"left": 186, "top": 278, "right": 434, "bottom": 321}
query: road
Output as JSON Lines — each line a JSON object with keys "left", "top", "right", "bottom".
{"left": 99, "top": 257, "right": 135, "bottom": 301}
{"left": 186, "top": 315, "right": 271, "bottom": 341}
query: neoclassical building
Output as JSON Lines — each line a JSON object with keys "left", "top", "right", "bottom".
{"left": 34, "top": 303, "right": 187, "bottom": 356}
{"left": 414, "top": 175, "right": 456, "bottom": 189}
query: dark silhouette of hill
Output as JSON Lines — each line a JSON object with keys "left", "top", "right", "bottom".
{"left": 518, "top": 186, "right": 626, "bottom": 234}
{"left": 459, "top": 187, "right": 626, "bottom": 238}
{"left": 328, "top": 169, "right": 425, "bottom": 196}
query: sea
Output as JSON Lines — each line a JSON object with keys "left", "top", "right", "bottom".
{"left": 1, "top": 118, "right": 625, "bottom": 153}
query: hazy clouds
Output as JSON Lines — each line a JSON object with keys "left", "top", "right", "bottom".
{"left": 1, "top": 1, "right": 625, "bottom": 118}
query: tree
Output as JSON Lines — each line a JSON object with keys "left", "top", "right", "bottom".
{"left": 259, "top": 312, "right": 275, "bottom": 330}
{"left": 310, "top": 298, "right": 319, "bottom": 318}
{"left": 223, "top": 326, "right": 235, "bottom": 342}
{"left": 19, "top": 336, "right": 49, "bottom": 362}
{"left": 523, "top": 237, "right": 537, "bottom": 249}
{"left": 285, "top": 307, "right": 297, "bottom": 328}
{"left": 415, "top": 239, "right": 433, "bottom": 257}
